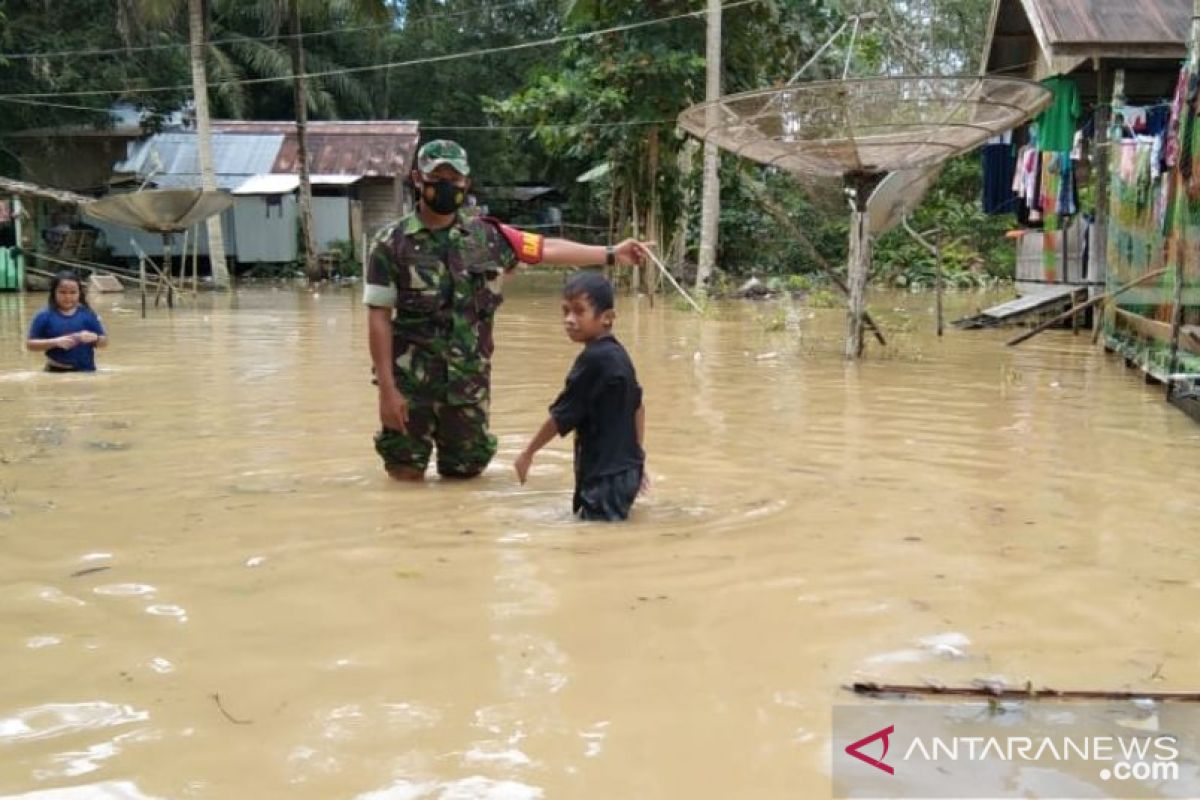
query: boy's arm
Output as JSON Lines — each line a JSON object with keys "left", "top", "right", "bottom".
{"left": 515, "top": 416, "right": 560, "bottom": 484}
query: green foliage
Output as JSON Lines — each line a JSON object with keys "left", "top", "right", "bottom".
{"left": 873, "top": 154, "right": 1017, "bottom": 289}
{"left": 484, "top": 0, "right": 706, "bottom": 238}
{"left": 715, "top": 164, "right": 847, "bottom": 277}
{"left": 387, "top": 0, "right": 564, "bottom": 188}
{"left": 325, "top": 237, "right": 360, "bottom": 274}
{"left": 0, "top": 0, "right": 1007, "bottom": 292}
{"left": 0, "top": 0, "right": 190, "bottom": 150}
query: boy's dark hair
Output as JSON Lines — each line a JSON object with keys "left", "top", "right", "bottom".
{"left": 48, "top": 271, "right": 88, "bottom": 310}
{"left": 563, "top": 270, "right": 614, "bottom": 313}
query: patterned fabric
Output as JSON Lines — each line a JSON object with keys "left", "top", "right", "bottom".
{"left": 374, "top": 400, "right": 496, "bottom": 477}
{"left": 365, "top": 212, "right": 521, "bottom": 407}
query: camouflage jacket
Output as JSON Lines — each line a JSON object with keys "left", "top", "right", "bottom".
{"left": 363, "top": 212, "right": 542, "bottom": 407}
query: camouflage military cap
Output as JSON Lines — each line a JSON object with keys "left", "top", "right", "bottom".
{"left": 416, "top": 139, "right": 470, "bottom": 177}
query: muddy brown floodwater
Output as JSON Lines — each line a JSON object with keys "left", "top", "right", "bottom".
{"left": 0, "top": 280, "right": 1197, "bottom": 799}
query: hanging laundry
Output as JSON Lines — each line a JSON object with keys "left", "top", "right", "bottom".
{"left": 981, "top": 141, "right": 1017, "bottom": 214}
{"left": 1036, "top": 75, "right": 1082, "bottom": 153}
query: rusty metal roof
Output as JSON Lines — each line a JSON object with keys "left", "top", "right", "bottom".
{"left": 212, "top": 121, "right": 420, "bottom": 178}
{"left": 986, "top": 0, "right": 1190, "bottom": 68}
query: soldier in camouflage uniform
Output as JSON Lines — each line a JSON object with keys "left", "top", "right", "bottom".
{"left": 365, "top": 140, "right": 651, "bottom": 480}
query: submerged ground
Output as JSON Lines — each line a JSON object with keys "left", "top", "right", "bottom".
{"left": 1, "top": 281, "right": 1197, "bottom": 798}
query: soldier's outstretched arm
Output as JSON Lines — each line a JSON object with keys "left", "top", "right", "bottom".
{"left": 540, "top": 237, "right": 655, "bottom": 269}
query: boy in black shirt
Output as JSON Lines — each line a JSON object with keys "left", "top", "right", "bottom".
{"left": 515, "top": 272, "right": 646, "bottom": 521}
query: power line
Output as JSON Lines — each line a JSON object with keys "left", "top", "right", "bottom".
{"left": 0, "top": 1, "right": 758, "bottom": 100}
{"left": 423, "top": 118, "right": 677, "bottom": 131}
{"left": 0, "top": 96, "right": 112, "bottom": 113}
{"left": 0, "top": 0, "right": 540, "bottom": 61}
{"left": 0, "top": 92, "right": 675, "bottom": 131}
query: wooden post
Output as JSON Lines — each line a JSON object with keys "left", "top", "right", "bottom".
{"left": 751, "top": 175, "right": 887, "bottom": 345}
{"left": 1168, "top": 0, "right": 1200, "bottom": 391}
{"left": 1098, "top": 68, "right": 1126, "bottom": 340}
{"left": 934, "top": 233, "right": 944, "bottom": 337}
{"left": 845, "top": 208, "right": 870, "bottom": 359}
{"left": 12, "top": 196, "right": 23, "bottom": 289}
{"left": 180, "top": 227, "right": 189, "bottom": 299}
{"left": 138, "top": 251, "right": 146, "bottom": 318}
{"left": 1092, "top": 60, "right": 1109, "bottom": 294}
{"left": 192, "top": 224, "right": 200, "bottom": 293}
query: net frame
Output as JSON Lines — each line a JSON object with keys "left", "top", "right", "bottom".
{"left": 677, "top": 76, "right": 1052, "bottom": 178}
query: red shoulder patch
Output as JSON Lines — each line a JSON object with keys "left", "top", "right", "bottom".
{"left": 483, "top": 217, "right": 544, "bottom": 264}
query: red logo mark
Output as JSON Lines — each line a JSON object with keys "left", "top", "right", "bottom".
{"left": 845, "top": 725, "right": 895, "bottom": 775}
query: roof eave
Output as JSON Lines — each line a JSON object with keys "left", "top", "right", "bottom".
{"left": 1049, "top": 43, "right": 1189, "bottom": 59}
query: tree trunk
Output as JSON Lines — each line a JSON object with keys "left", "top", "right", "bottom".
{"left": 694, "top": 0, "right": 721, "bottom": 293}
{"left": 189, "top": 0, "right": 229, "bottom": 289}
{"left": 290, "top": 0, "right": 320, "bottom": 281}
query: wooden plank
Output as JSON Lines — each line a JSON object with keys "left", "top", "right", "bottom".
{"left": 850, "top": 681, "right": 1200, "bottom": 702}
{"left": 1008, "top": 269, "right": 1165, "bottom": 345}
{"left": 1114, "top": 308, "right": 1200, "bottom": 355}
{"left": 982, "top": 286, "right": 1078, "bottom": 319}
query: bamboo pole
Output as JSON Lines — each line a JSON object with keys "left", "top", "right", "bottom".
{"left": 642, "top": 247, "right": 704, "bottom": 313}
{"left": 1007, "top": 268, "right": 1168, "bottom": 346}
{"left": 850, "top": 681, "right": 1200, "bottom": 702}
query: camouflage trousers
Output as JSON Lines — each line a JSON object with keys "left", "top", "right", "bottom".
{"left": 374, "top": 397, "right": 497, "bottom": 478}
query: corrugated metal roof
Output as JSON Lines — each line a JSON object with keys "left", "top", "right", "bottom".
{"left": 116, "top": 133, "right": 283, "bottom": 191}
{"left": 985, "top": 0, "right": 1190, "bottom": 66}
{"left": 312, "top": 174, "right": 362, "bottom": 186}
{"left": 211, "top": 120, "right": 419, "bottom": 177}
{"left": 232, "top": 174, "right": 298, "bottom": 195}
{"left": 1029, "top": 0, "right": 1188, "bottom": 53}
{"left": 231, "top": 173, "right": 363, "bottom": 195}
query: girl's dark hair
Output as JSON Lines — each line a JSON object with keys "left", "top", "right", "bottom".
{"left": 48, "top": 271, "right": 87, "bottom": 310}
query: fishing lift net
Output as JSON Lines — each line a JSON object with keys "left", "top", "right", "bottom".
{"left": 85, "top": 189, "right": 233, "bottom": 316}
{"left": 678, "top": 76, "right": 1052, "bottom": 357}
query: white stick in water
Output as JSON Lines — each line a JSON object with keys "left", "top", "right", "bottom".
{"left": 641, "top": 248, "right": 705, "bottom": 314}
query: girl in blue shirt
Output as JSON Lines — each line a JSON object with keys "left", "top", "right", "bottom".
{"left": 26, "top": 271, "right": 108, "bottom": 372}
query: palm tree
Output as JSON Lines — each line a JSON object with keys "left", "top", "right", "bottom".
{"left": 134, "top": 0, "right": 390, "bottom": 284}
{"left": 188, "top": 0, "right": 231, "bottom": 289}
{"left": 132, "top": 0, "right": 233, "bottom": 288}
{"left": 223, "top": 0, "right": 388, "bottom": 281}
{"left": 284, "top": 0, "right": 387, "bottom": 281}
